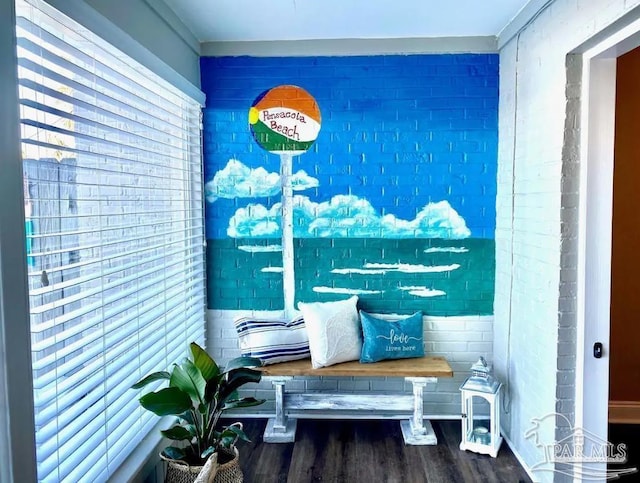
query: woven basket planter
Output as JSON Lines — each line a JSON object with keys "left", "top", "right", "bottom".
{"left": 163, "top": 448, "right": 243, "bottom": 483}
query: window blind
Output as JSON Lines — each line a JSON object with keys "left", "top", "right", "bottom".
{"left": 15, "top": 0, "right": 206, "bottom": 481}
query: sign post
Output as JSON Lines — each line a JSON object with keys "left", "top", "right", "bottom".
{"left": 249, "top": 85, "right": 321, "bottom": 318}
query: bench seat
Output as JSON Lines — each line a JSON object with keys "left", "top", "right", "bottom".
{"left": 259, "top": 356, "right": 453, "bottom": 378}
{"left": 259, "top": 356, "right": 453, "bottom": 445}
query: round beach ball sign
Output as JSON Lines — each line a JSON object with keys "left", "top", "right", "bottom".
{"left": 248, "top": 85, "right": 321, "bottom": 155}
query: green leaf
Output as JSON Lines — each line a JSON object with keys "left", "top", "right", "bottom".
{"left": 139, "top": 387, "right": 192, "bottom": 416}
{"left": 130, "top": 371, "right": 170, "bottom": 389}
{"left": 218, "top": 433, "right": 236, "bottom": 449}
{"left": 222, "top": 424, "right": 251, "bottom": 443}
{"left": 178, "top": 410, "right": 195, "bottom": 425}
{"left": 204, "top": 376, "right": 221, "bottom": 402}
{"left": 219, "top": 368, "right": 262, "bottom": 402}
{"left": 161, "top": 446, "right": 187, "bottom": 462}
{"left": 190, "top": 342, "right": 220, "bottom": 381}
{"left": 222, "top": 397, "right": 265, "bottom": 411}
{"left": 201, "top": 446, "right": 215, "bottom": 459}
{"left": 170, "top": 360, "right": 206, "bottom": 405}
{"left": 161, "top": 425, "right": 194, "bottom": 441}
{"left": 223, "top": 356, "right": 263, "bottom": 374}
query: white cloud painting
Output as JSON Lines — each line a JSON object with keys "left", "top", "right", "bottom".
{"left": 205, "top": 159, "right": 318, "bottom": 202}
{"left": 227, "top": 195, "right": 470, "bottom": 239}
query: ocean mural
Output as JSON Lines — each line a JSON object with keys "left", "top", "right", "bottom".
{"left": 201, "top": 54, "right": 498, "bottom": 315}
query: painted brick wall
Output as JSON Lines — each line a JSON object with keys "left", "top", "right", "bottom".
{"left": 496, "top": 1, "right": 640, "bottom": 481}
{"left": 202, "top": 54, "right": 498, "bottom": 418}
{"left": 202, "top": 54, "right": 497, "bottom": 316}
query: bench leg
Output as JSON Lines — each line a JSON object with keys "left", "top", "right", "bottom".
{"left": 400, "top": 377, "right": 437, "bottom": 445}
{"left": 264, "top": 378, "right": 297, "bottom": 443}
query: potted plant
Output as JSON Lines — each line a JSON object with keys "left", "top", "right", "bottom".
{"left": 131, "top": 342, "right": 264, "bottom": 483}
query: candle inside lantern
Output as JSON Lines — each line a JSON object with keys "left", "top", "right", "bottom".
{"left": 473, "top": 426, "right": 490, "bottom": 445}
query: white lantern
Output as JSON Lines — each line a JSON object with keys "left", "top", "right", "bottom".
{"left": 459, "top": 357, "right": 503, "bottom": 457}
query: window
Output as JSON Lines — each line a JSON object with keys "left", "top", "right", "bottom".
{"left": 0, "top": 320, "right": 10, "bottom": 482}
{"left": 15, "top": 0, "right": 206, "bottom": 481}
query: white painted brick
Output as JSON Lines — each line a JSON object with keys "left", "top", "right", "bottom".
{"left": 439, "top": 352, "right": 484, "bottom": 364}
{"left": 425, "top": 318, "right": 467, "bottom": 331}
{"left": 466, "top": 319, "right": 493, "bottom": 332}
{"left": 425, "top": 341, "right": 469, "bottom": 353}
{"left": 214, "top": 338, "right": 240, "bottom": 349}
{"left": 467, "top": 342, "right": 493, "bottom": 353}
{"left": 435, "top": 381, "right": 466, "bottom": 393}
{"left": 221, "top": 348, "right": 241, "bottom": 359}
{"left": 449, "top": 361, "right": 477, "bottom": 372}
{"left": 424, "top": 403, "right": 460, "bottom": 416}
{"left": 338, "top": 379, "right": 371, "bottom": 391}
{"left": 425, "top": 331, "right": 485, "bottom": 342}
{"left": 305, "top": 380, "right": 339, "bottom": 391}
{"left": 496, "top": 3, "right": 640, "bottom": 478}
{"left": 419, "top": 393, "right": 455, "bottom": 404}
{"left": 371, "top": 379, "right": 405, "bottom": 391}
{"left": 221, "top": 328, "right": 238, "bottom": 339}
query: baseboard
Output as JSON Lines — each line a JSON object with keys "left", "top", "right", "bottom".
{"left": 609, "top": 401, "right": 640, "bottom": 424}
{"left": 501, "top": 429, "right": 538, "bottom": 483}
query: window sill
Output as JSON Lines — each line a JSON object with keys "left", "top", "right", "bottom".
{"left": 108, "top": 416, "right": 173, "bottom": 482}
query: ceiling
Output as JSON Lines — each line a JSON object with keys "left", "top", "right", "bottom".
{"left": 164, "top": 0, "right": 533, "bottom": 43}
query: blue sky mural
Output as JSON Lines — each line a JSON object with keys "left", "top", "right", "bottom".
{"left": 202, "top": 54, "right": 497, "bottom": 241}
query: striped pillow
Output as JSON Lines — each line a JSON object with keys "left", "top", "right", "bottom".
{"left": 234, "top": 316, "right": 311, "bottom": 365}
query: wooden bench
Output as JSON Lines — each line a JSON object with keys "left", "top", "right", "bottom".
{"left": 259, "top": 356, "right": 453, "bottom": 445}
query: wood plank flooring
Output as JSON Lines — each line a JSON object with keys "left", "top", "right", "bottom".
{"left": 228, "top": 419, "right": 532, "bottom": 483}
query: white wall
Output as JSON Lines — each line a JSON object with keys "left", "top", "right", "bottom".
{"left": 496, "top": 1, "right": 640, "bottom": 481}
{"left": 208, "top": 310, "right": 493, "bottom": 417}
{"left": 83, "top": 0, "right": 200, "bottom": 86}
{"left": 43, "top": 0, "right": 202, "bottom": 94}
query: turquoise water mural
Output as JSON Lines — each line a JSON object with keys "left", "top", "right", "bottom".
{"left": 207, "top": 237, "right": 494, "bottom": 315}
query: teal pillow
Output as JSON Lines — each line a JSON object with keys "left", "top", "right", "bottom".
{"left": 359, "top": 311, "right": 424, "bottom": 363}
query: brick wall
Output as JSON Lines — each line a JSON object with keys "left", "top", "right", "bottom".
{"left": 496, "top": 1, "right": 640, "bottom": 481}
{"left": 208, "top": 310, "right": 493, "bottom": 417}
{"left": 202, "top": 53, "right": 498, "bottom": 418}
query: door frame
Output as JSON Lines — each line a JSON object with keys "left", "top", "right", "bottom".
{"left": 575, "top": 13, "right": 640, "bottom": 483}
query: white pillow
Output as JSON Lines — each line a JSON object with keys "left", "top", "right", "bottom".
{"left": 234, "top": 316, "right": 310, "bottom": 365}
{"left": 297, "top": 296, "right": 362, "bottom": 368}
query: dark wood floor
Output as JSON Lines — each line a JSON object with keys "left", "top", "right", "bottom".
{"left": 228, "top": 419, "right": 532, "bottom": 483}
{"left": 608, "top": 424, "right": 640, "bottom": 478}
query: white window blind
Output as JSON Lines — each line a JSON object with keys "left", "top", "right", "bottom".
{"left": 15, "top": 0, "right": 206, "bottom": 481}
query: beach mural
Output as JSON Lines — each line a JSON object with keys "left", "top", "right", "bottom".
{"left": 201, "top": 54, "right": 498, "bottom": 315}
